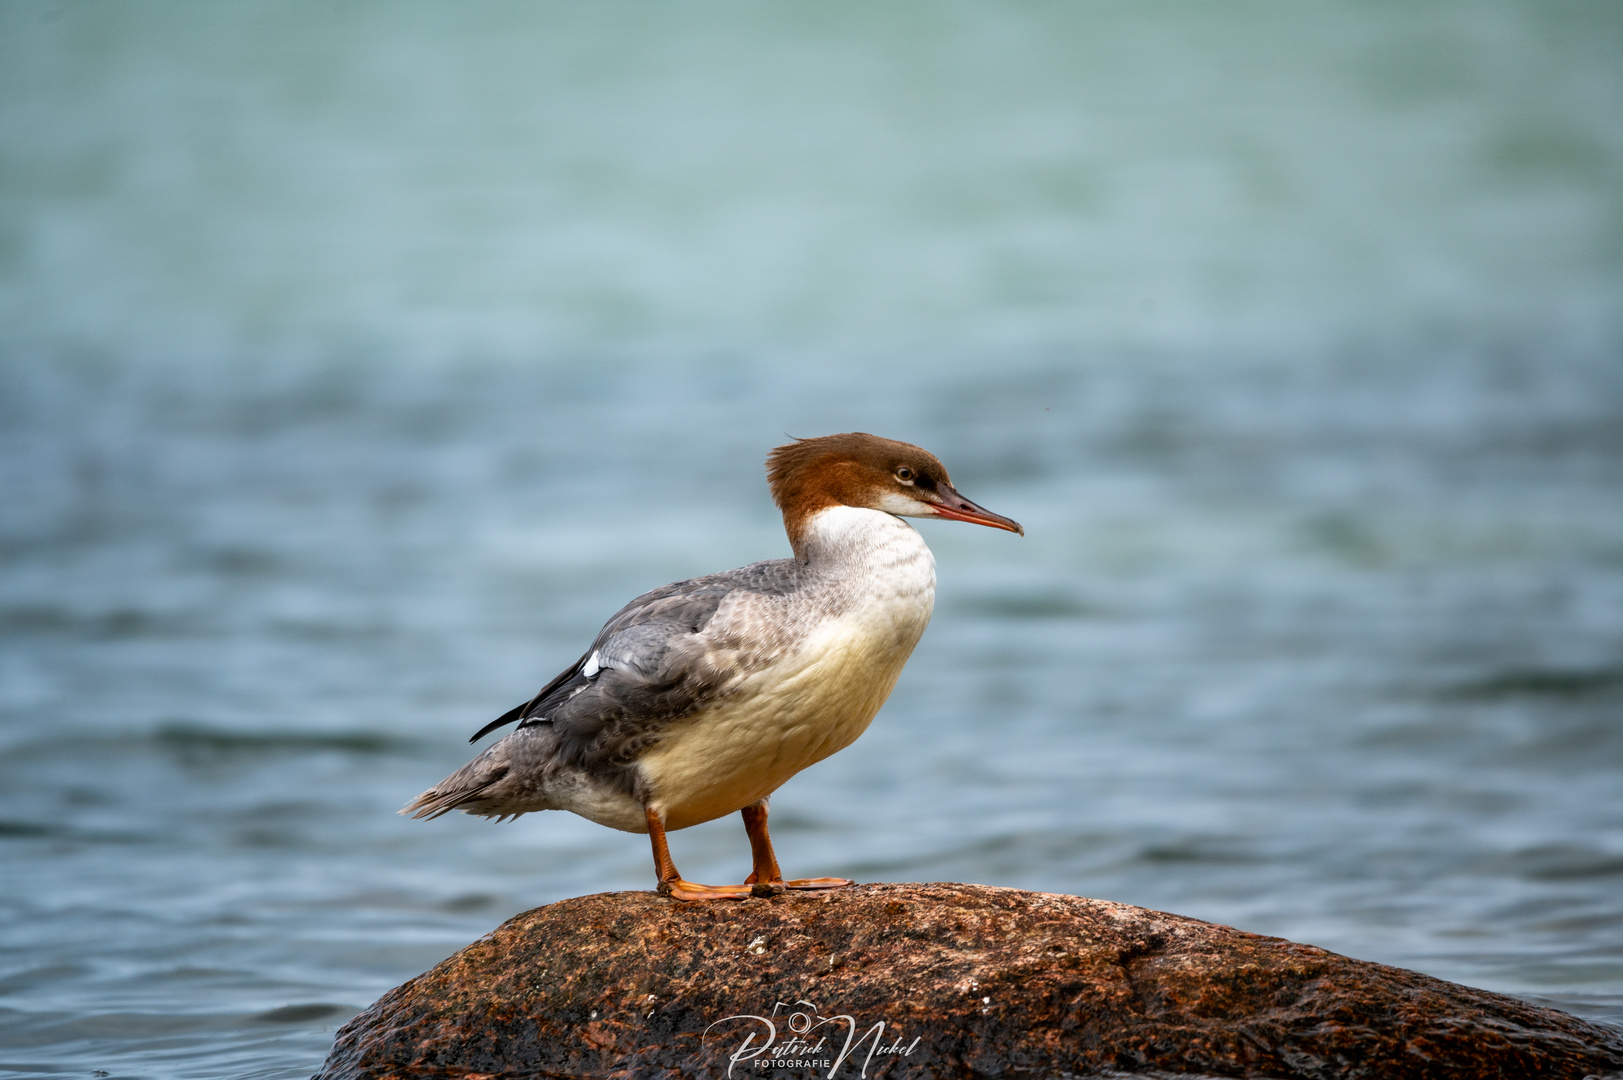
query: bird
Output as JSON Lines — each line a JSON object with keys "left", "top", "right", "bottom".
{"left": 403, "top": 432, "right": 1023, "bottom": 901}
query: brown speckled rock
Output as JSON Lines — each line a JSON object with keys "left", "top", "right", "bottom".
{"left": 317, "top": 883, "right": 1623, "bottom": 1079}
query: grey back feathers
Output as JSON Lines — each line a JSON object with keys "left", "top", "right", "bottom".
{"left": 469, "top": 558, "right": 808, "bottom": 795}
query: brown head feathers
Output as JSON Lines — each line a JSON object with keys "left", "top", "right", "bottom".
{"left": 765, "top": 433, "right": 1022, "bottom": 551}
{"left": 767, "top": 433, "right": 949, "bottom": 508}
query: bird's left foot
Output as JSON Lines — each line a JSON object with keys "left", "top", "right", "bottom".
{"left": 743, "top": 875, "right": 853, "bottom": 895}
{"left": 781, "top": 877, "right": 853, "bottom": 890}
{"left": 736, "top": 805, "right": 853, "bottom": 895}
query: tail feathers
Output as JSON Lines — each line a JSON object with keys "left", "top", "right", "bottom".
{"left": 400, "top": 761, "right": 513, "bottom": 821}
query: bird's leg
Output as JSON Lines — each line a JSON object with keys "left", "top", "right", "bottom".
{"left": 646, "top": 806, "right": 752, "bottom": 902}
{"left": 741, "top": 801, "right": 784, "bottom": 896}
{"left": 740, "top": 800, "right": 853, "bottom": 893}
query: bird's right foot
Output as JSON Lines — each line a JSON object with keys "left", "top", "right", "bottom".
{"left": 658, "top": 879, "right": 755, "bottom": 902}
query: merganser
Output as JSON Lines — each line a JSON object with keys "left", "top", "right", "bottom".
{"left": 404, "top": 432, "right": 1022, "bottom": 901}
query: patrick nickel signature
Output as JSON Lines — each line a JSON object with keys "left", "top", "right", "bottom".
{"left": 703, "top": 998, "right": 921, "bottom": 1078}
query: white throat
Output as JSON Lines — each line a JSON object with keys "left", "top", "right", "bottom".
{"left": 800, "top": 505, "right": 935, "bottom": 578}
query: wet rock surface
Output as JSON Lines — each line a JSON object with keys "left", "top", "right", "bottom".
{"left": 317, "top": 883, "right": 1623, "bottom": 1079}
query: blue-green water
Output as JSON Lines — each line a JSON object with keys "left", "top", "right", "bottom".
{"left": 2, "top": 3, "right": 1621, "bottom": 1077}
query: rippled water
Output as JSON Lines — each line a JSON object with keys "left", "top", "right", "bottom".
{"left": 2, "top": 3, "right": 1622, "bottom": 1078}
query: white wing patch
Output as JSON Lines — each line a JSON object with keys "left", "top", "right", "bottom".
{"left": 582, "top": 651, "right": 601, "bottom": 679}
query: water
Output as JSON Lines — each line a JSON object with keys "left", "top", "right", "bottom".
{"left": 2, "top": 3, "right": 1622, "bottom": 1077}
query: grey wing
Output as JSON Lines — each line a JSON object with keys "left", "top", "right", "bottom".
{"left": 468, "top": 653, "right": 591, "bottom": 742}
{"left": 469, "top": 563, "right": 799, "bottom": 750}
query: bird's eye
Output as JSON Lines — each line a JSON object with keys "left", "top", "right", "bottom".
{"left": 894, "top": 467, "right": 915, "bottom": 483}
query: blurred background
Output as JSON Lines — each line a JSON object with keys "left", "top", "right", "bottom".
{"left": 2, "top": 2, "right": 1621, "bottom": 1076}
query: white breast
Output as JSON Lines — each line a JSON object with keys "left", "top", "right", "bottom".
{"left": 638, "top": 507, "right": 935, "bottom": 830}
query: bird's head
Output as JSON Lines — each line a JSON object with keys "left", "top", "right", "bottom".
{"left": 766, "top": 432, "right": 1023, "bottom": 548}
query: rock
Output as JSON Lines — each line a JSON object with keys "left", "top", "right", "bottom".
{"left": 318, "top": 883, "right": 1623, "bottom": 1079}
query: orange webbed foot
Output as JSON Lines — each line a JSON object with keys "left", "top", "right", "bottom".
{"left": 780, "top": 877, "right": 853, "bottom": 890}
{"left": 744, "top": 873, "right": 854, "bottom": 892}
{"left": 658, "top": 879, "right": 755, "bottom": 902}
{"left": 736, "top": 803, "right": 855, "bottom": 896}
